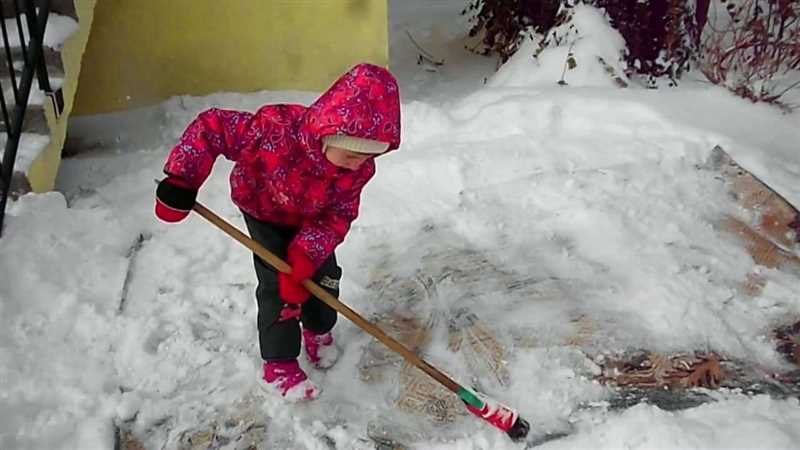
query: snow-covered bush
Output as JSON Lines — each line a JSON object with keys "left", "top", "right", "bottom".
{"left": 463, "top": 0, "right": 710, "bottom": 84}
{"left": 591, "top": 0, "right": 710, "bottom": 84}
{"left": 488, "top": 4, "right": 629, "bottom": 88}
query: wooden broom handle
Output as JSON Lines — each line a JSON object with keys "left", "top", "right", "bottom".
{"left": 192, "top": 201, "right": 462, "bottom": 393}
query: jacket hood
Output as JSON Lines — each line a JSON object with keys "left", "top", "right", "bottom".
{"left": 297, "top": 63, "right": 401, "bottom": 163}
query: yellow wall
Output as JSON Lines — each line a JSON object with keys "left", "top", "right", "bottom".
{"left": 27, "top": 0, "right": 97, "bottom": 192}
{"left": 73, "top": 0, "right": 389, "bottom": 115}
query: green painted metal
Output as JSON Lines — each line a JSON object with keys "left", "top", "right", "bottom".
{"left": 457, "top": 387, "right": 485, "bottom": 409}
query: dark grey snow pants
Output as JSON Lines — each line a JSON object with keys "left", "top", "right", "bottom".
{"left": 243, "top": 212, "right": 341, "bottom": 361}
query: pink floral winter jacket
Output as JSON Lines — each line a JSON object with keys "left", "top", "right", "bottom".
{"left": 163, "top": 63, "right": 401, "bottom": 268}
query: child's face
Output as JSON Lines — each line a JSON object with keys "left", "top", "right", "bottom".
{"left": 325, "top": 146, "right": 373, "bottom": 171}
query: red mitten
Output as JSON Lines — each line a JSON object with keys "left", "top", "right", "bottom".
{"left": 155, "top": 176, "right": 197, "bottom": 223}
{"left": 278, "top": 245, "right": 316, "bottom": 304}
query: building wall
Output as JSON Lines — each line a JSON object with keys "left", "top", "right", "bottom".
{"left": 72, "top": 0, "right": 389, "bottom": 115}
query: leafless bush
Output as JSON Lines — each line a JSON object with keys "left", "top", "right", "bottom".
{"left": 700, "top": 0, "right": 800, "bottom": 105}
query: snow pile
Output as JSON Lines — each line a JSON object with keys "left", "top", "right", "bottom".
{"left": 489, "top": 5, "right": 628, "bottom": 89}
{"left": 360, "top": 87, "right": 797, "bottom": 364}
{"left": 0, "top": 194, "right": 132, "bottom": 449}
{"left": 551, "top": 396, "right": 800, "bottom": 450}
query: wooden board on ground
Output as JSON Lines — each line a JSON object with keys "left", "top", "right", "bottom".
{"left": 704, "top": 146, "right": 800, "bottom": 296}
{"left": 706, "top": 146, "right": 800, "bottom": 249}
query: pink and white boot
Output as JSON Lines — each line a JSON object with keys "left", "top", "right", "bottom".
{"left": 302, "top": 328, "right": 340, "bottom": 370}
{"left": 261, "top": 360, "right": 319, "bottom": 402}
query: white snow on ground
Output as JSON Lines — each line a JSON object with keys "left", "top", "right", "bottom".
{"left": 2, "top": 1, "right": 800, "bottom": 449}
{"left": 542, "top": 396, "right": 800, "bottom": 450}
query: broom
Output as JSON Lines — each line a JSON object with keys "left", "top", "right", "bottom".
{"left": 189, "top": 199, "right": 530, "bottom": 441}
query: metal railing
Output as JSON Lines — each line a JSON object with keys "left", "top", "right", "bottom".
{"left": 0, "top": 0, "right": 52, "bottom": 237}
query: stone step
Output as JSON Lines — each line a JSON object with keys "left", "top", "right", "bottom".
{"left": 0, "top": 101, "right": 48, "bottom": 134}
{"left": 0, "top": 169, "right": 31, "bottom": 198}
{"left": 1, "top": 129, "right": 50, "bottom": 200}
{"left": 0, "top": 45, "right": 65, "bottom": 79}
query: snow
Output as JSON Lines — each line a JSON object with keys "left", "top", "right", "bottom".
{"left": 550, "top": 396, "right": 800, "bottom": 450}
{"left": 489, "top": 5, "right": 628, "bottom": 89}
{"left": 429, "top": 396, "right": 800, "bottom": 449}
{"left": 2, "top": 13, "right": 79, "bottom": 50}
{"left": 1, "top": 132, "right": 50, "bottom": 173}
{"left": 3, "top": 1, "right": 800, "bottom": 449}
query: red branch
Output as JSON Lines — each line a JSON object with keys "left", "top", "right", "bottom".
{"left": 700, "top": 0, "right": 800, "bottom": 104}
